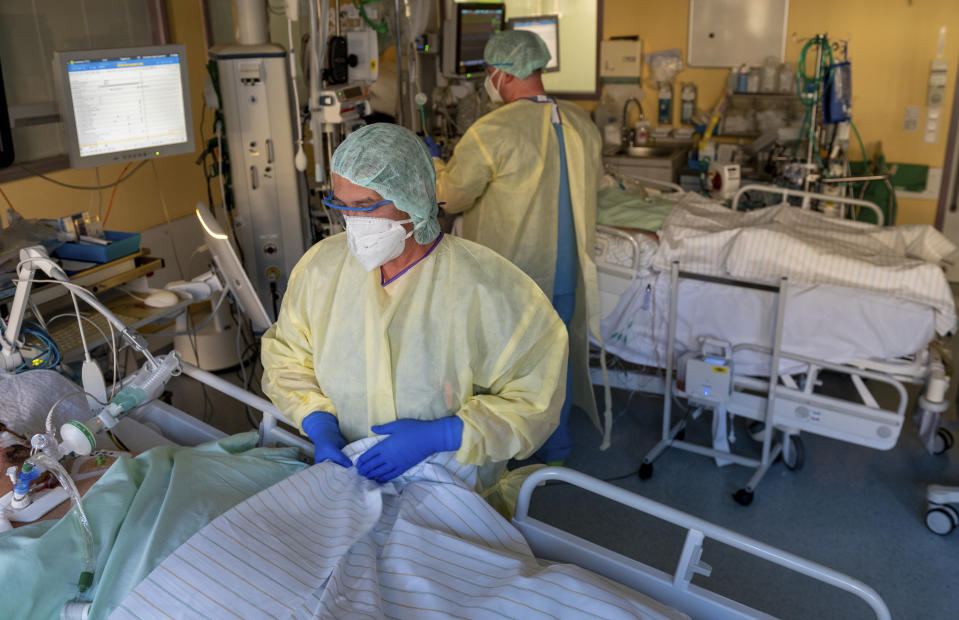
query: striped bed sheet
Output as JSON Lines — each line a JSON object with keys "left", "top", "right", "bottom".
{"left": 113, "top": 438, "right": 687, "bottom": 620}
{"left": 652, "top": 200, "right": 958, "bottom": 335}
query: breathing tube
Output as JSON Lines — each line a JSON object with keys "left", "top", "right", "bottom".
{"left": 26, "top": 452, "right": 96, "bottom": 594}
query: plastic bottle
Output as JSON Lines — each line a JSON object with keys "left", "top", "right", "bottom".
{"left": 747, "top": 68, "right": 761, "bottom": 93}
{"left": 736, "top": 64, "right": 749, "bottom": 93}
{"left": 657, "top": 84, "right": 673, "bottom": 125}
{"left": 760, "top": 56, "right": 778, "bottom": 93}
{"left": 726, "top": 69, "right": 738, "bottom": 93}
{"left": 594, "top": 91, "right": 622, "bottom": 148}
{"left": 604, "top": 120, "right": 622, "bottom": 147}
{"left": 681, "top": 83, "right": 697, "bottom": 124}
{"left": 634, "top": 120, "right": 650, "bottom": 145}
{"left": 778, "top": 62, "right": 795, "bottom": 94}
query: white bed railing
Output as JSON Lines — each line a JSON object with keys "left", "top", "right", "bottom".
{"left": 595, "top": 224, "right": 644, "bottom": 280}
{"left": 181, "top": 361, "right": 891, "bottom": 619}
{"left": 514, "top": 466, "right": 892, "bottom": 620}
{"left": 731, "top": 184, "right": 885, "bottom": 226}
{"left": 605, "top": 169, "right": 686, "bottom": 196}
{"left": 178, "top": 362, "right": 314, "bottom": 457}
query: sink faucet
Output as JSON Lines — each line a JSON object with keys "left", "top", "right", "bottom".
{"left": 621, "top": 98, "right": 645, "bottom": 146}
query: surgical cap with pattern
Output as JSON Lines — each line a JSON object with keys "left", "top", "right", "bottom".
{"left": 483, "top": 30, "right": 551, "bottom": 80}
{"left": 331, "top": 123, "right": 441, "bottom": 245}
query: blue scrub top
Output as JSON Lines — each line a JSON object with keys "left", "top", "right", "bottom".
{"left": 532, "top": 97, "right": 578, "bottom": 301}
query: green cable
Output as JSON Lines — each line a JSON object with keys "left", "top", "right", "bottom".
{"left": 354, "top": 0, "right": 388, "bottom": 35}
{"left": 793, "top": 36, "right": 832, "bottom": 167}
{"left": 418, "top": 105, "right": 428, "bottom": 137}
{"left": 848, "top": 120, "right": 868, "bottom": 171}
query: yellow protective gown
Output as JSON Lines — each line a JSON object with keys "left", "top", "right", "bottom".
{"left": 260, "top": 233, "right": 568, "bottom": 490}
{"left": 434, "top": 99, "right": 610, "bottom": 444}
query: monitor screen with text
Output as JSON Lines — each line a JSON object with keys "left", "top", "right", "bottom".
{"left": 66, "top": 51, "right": 188, "bottom": 157}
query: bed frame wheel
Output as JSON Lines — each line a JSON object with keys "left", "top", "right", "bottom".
{"left": 780, "top": 435, "right": 805, "bottom": 471}
{"left": 925, "top": 504, "right": 959, "bottom": 535}
{"left": 932, "top": 428, "right": 954, "bottom": 455}
{"left": 638, "top": 462, "right": 654, "bottom": 480}
{"left": 733, "top": 488, "right": 754, "bottom": 506}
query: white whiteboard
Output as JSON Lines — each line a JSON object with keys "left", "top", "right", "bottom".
{"left": 687, "top": 0, "right": 789, "bottom": 68}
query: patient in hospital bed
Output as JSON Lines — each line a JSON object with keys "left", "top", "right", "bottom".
{"left": 0, "top": 432, "right": 308, "bottom": 618}
{"left": 1, "top": 434, "right": 687, "bottom": 619}
{"left": 0, "top": 371, "right": 124, "bottom": 527}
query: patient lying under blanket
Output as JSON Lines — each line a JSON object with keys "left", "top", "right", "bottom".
{"left": 114, "top": 437, "right": 685, "bottom": 620}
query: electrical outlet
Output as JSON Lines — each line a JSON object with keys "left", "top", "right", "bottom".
{"left": 904, "top": 106, "right": 920, "bottom": 132}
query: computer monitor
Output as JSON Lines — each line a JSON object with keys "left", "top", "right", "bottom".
{"left": 453, "top": 3, "right": 505, "bottom": 76}
{"left": 195, "top": 205, "right": 273, "bottom": 334}
{"left": 53, "top": 45, "right": 195, "bottom": 169}
{"left": 508, "top": 15, "right": 560, "bottom": 73}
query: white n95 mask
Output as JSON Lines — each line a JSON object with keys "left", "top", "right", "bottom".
{"left": 344, "top": 215, "right": 415, "bottom": 272}
{"left": 484, "top": 70, "right": 504, "bottom": 104}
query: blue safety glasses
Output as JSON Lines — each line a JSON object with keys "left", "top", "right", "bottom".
{"left": 323, "top": 193, "right": 393, "bottom": 212}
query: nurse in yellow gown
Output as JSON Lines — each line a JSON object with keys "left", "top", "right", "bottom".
{"left": 261, "top": 123, "right": 568, "bottom": 495}
{"left": 433, "top": 31, "right": 609, "bottom": 462}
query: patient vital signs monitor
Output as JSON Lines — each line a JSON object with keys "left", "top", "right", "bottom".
{"left": 54, "top": 45, "right": 194, "bottom": 169}
{"left": 509, "top": 15, "right": 560, "bottom": 72}
{"left": 443, "top": 3, "right": 505, "bottom": 77}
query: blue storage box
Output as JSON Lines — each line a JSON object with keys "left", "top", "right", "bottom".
{"left": 53, "top": 231, "right": 141, "bottom": 264}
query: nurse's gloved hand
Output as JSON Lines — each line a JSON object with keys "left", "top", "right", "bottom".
{"left": 422, "top": 136, "right": 442, "bottom": 158}
{"left": 301, "top": 411, "right": 352, "bottom": 467}
{"left": 356, "top": 417, "right": 464, "bottom": 483}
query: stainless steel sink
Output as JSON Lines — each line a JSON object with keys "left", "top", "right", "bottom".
{"left": 604, "top": 145, "right": 689, "bottom": 184}
{"left": 625, "top": 146, "right": 676, "bottom": 158}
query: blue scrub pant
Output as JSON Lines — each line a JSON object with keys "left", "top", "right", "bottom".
{"left": 536, "top": 292, "right": 575, "bottom": 463}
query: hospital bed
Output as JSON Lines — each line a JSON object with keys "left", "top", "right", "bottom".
{"left": 1, "top": 360, "right": 892, "bottom": 619}
{"left": 592, "top": 183, "right": 956, "bottom": 503}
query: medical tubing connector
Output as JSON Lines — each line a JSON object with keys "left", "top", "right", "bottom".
{"left": 60, "top": 354, "right": 181, "bottom": 456}
{"left": 27, "top": 452, "right": 96, "bottom": 593}
{"left": 12, "top": 461, "right": 40, "bottom": 500}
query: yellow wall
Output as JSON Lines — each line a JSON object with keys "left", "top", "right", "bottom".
{"left": 0, "top": 0, "right": 210, "bottom": 233}
{"left": 602, "top": 0, "right": 959, "bottom": 225}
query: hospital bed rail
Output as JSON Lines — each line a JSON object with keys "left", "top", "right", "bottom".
{"left": 595, "top": 224, "right": 645, "bottom": 280}
{"left": 178, "top": 362, "right": 315, "bottom": 458}
{"left": 178, "top": 362, "right": 892, "bottom": 617}
{"left": 513, "top": 466, "right": 891, "bottom": 620}
{"left": 731, "top": 184, "right": 885, "bottom": 225}
{"left": 605, "top": 170, "right": 686, "bottom": 197}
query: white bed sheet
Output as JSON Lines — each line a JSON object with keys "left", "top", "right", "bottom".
{"left": 113, "top": 438, "right": 687, "bottom": 620}
{"left": 653, "top": 200, "right": 957, "bottom": 334}
{"left": 599, "top": 272, "right": 937, "bottom": 377}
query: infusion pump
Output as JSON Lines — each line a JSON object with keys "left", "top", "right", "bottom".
{"left": 317, "top": 84, "right": 373, "bottom": 132}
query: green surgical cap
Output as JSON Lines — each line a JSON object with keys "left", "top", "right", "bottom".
{"left": 331, "top": 123, "right": 441, "bottom": 245}
{"left": 483, "top": 30, "right": 551, "bottom": 79}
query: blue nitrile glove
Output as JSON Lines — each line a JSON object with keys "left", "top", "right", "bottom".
{"left": 301, "top": 411, "right": 352, "bottom": 467}
{"left": 422, "top": 135, "right": 442, "bottom": 158}
{"left": 356, "top": 417, "right": 464, "bottom": 483}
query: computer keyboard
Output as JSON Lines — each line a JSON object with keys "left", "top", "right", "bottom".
{"left": 47, "top": 310, "right": 139, "bottom": 356}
